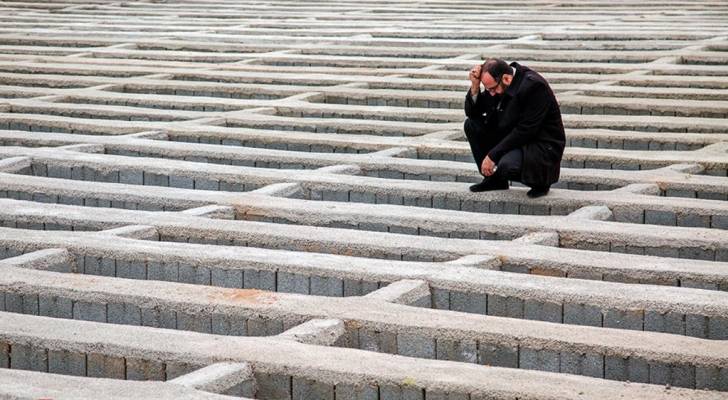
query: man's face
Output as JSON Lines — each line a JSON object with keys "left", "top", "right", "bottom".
{"left": 481, "top": 72, "right": 508, "bottom": 96}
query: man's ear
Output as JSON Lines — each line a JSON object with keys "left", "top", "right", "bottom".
{"left": 502, "top": 74, "right": 513, "bottom": 85}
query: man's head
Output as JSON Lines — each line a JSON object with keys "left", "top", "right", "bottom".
{"left": 480, "top": 58, "right": 513, "bottom": 95}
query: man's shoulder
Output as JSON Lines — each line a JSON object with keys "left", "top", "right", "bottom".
{"left": 522, "top": 68, "right": 547, "bottom": 85}
{"left": 518, "top": 72, "right": 548, "bottom": 95}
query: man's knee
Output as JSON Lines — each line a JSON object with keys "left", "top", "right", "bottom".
{"left": 497, "top": 150, "right": 523, "bottom": 180}
{"left": 498, "top": 158, "right": 519, "bottom": 175}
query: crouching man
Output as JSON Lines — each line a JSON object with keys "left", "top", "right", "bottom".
{"left": 464, "top": 58, "right": 565, "bottom": 198}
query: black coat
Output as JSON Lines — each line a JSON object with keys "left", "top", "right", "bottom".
{"left": 464, "top": 62, "right": 565, "bottom": 187}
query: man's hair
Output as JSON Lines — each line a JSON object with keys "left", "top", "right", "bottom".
{"left": 480, "top": 58, "right": 511, "bottom": 80}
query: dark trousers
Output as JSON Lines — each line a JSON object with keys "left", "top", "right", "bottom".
{"left": 464, "top": 118, "right": 523, "bottom": 183}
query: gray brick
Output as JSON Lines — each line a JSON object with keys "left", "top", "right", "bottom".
{"left": 682, "top": 279, "right": 718, "bottom": 290}
{"left": 178, "top": 264, "right": 210, "bottom": 285}
{"left": 604, "top": 356, "right": 628, "bottom": 381}
{"left": 360, "top": 281, "right": 385, "bottom": 293}
{"left": 478, "top": 344, "right": 518, "bottom": 368}
{"left": 359, "top": 329, "right": 397, "bottom": 354}
{"left": 21, "top": 294, "right": 38, "bottom": 315}
{"left": 487, "top": 294, "right": 523, "bottom": 318}
{"left": 99, "top": 258, "right": 116, "bottom": 277}
{"left": 613, "top": 208, "right": 643, "bottom": 223}
{"left": 679, "top": 246, "right": 715, "bottom": 261}
{"left": 119, "top": 170, "right": 144, "bottom": 185}
{"left": 432, "top": 289, "right": 449, "bottom": 310}
{"left": 524, "top": 300, "right": 562, "bottom": 323}
{"left": 116, "top": 260, "right": 146, "bottom": 280}
{"left": 560, "top": 352, "right": 603, "bottom": 378}
{"left": 564, "top": 303, "right": 602, "bottom": 326}
{"left": 644, "top": 246, "right": 680, "bottom": 259}
{"left": 644, "top": 210, "right": 676, "bottom": 226}
{"left": 335, "top": 384, "right": 379, "bottom": 400}
{"left": 251, "top": 318, "right": 285, "bottom": 336}
{"left": 450, "top": 291, "right": 486, "bottom": 314}
{"left": 195, "top": 178, "right": 219, "bottom": 190}
{"left": 424, "top": 391, "right": 468, "bottom": 400}
{"left": 712, "top": 215, "right": 728, "bottom": 229}
{"left": 322, "top": 190, "right": 349, "bottom": 202}
{"left": 243, "top": 269, "right": 276, "bottom": 291}
{"left": 442, "top": 197, "right": 461, "bottom": 211}
{"left": 696, "top": 367, "right": 728, "bottom": 391}
{"left": 211, "top": 314, "right": 247, "bottom": 336}
{"left": 671, "top": 364, "right": 696, "bottom": 388}
{"left": 358, "top": 222, "right": 388, "bottom": 232}
{"left": 135, "top": 202, "right": 161, "bottom": 211}
{"left": 126, "top": 358, "right": 165, "bottom": 381}
{"left": 350, "top": 191, "right": 377, "bottom": 203}
{"left": 220, "top": 181, "right": 245, "bottom": 192}
{"left": 519, "top": 348, "right": 560, "bottom": 372}
{"left": 229, "top": 377, "right": 256, "bottom": 398}
{"left": 278, "top": 272, "right": 310, "bottom": 294}
{"left": 147, "top": 261, "right": 179, "bottom": 282}
{"left": 38, "top": 295, "right": 73, "bottom": 319}
{"left": 582, "top": 353, "right": 605, "bottom": 378}
{"left": 708, "top": 316, "right": 728, "bottom": 340}
{"left": 166, "top": 362, "right": 198, "bottom": 379}
{"left": 520, "top": 203, "right": 549, "bottom": 216}
{"left": 603, "top": 309, "right": 643, "bottom": 330}
{"left": 107, "top": 303, "right": 142, "bottom": 326}
{"left": 169, "top": 175, "right": 195, "bottom": 189}
{"left": 4, "top": 293, "right": 22, "bottom": 313}
{"left": 96, "top": 170, "right": 119, "bottom": 183}
{"left": 59, "top": 195, "right": 84, "bottom": 205}
{"left": 48, "top": 350, "right": 86, "bottom": 376}
{"left": 686, "top": 314, "right": 709, "bottom": 338}
{"left": 143, "top": 172, "right": 168, "bottom": 187}
{"left": 177, "top": 312, "right": 211, "bottom": 333}
{"left": 448, "top": 230, "right": 478, "bottom": 239}
{"left": 343, "top": 279, "right": 363, "bottom": 296}
{"left": 310, "top": 276, "right": 344, "bottom": 296}
{"left": 73, "top": 301, "right": 106, "bottom": 322}
{"left": 677, "top": 213, "right": 710, "bottom": 228}
{"left": 389, "top": 225, "right": 418, "bottom": 235}
{"left": 10, "top": 344, "right": 47, "bottom": 372}
{"left": 211, "top": 268, "right": 243, "bottom": 289}
{"left": 397, "top": 333, "right": 435, "bottom": 358}
{"left": 435, "top": 339, "right": 477, "bottom": 363}
{"left": 0, "top": 342, "right": 8, "bottom": 368}
{"left": 255, "top": 373, "right": 291, "bottom": 399}
{"left": 627, "top": 358, "right": 650, "bottom": 383}
{"left": 380, "top": 385, "right": 424, "bottom": 400}
{"left": 644, "top": 311, "right": 685, "bottom": 335}
{"left": 47, "top": 165, "right": 71, "bottom": 179}
{"left": 141, "top": 308, "right": 176, "bottom": 329}
{"left": 87, "top": 353, "right": 125, "bottom": 379}
{"left": 649, "top": 363, "right": 674, "bottom": 385}
{"left": 293, "top": 378, "right": 334, "bottom": 400}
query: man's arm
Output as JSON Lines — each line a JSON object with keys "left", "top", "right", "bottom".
{"left": 464, "top": 90, "right": 482, "bottom": 119}
{"left": 487, "top": 81, "right": 550, "bottom": 163}
{"left": 465, "top": 64, "right": 485, "bottom": 119}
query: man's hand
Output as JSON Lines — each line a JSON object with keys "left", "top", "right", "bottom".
{"left": 469, "top": 65, "right": 481, "bottom": 96}
{"left": 481, "top": 155, "right": 496, "bottom": 176}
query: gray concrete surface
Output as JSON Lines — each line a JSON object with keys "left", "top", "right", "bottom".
{"left": 2, "top": 312, "right": 728, "bottom": 399}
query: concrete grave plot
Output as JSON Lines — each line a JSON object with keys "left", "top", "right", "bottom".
{"left": 1, "top": 0, "right": 728, "bottom": 399}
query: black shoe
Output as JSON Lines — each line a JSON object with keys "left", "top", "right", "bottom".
{"left": 469, "top": 178, "right": 509, "bottom": 192}
{"left": 527, "top": 186, "right": 550, "bottom": 198}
